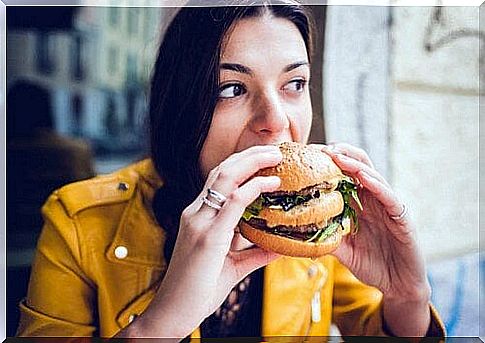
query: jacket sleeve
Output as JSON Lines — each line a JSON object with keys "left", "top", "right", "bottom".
{"left": 16, "top": 193, "right": 97, "bottom": 337}
{"left": 331, "top": 259, "right": 446, "bottom": 337}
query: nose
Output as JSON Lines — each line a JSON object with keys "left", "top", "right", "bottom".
{"left": 249, "top": 90, "right": 289, "bottom": 136}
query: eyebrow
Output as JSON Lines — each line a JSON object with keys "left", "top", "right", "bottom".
{"left": 284, "top": 61, "right": 310, "bottom": 72}
{"left": 220, "top": 61, "right": 309, "bottom": 76}
{"left": 220, "top": 63, "right": 253, "bottom": 75}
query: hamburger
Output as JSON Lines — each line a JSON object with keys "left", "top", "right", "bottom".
{"left": 239, "top": 142, "right": 362, "bottom": 258}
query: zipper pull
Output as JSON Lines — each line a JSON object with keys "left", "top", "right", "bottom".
{"left": 311, "top": 290, "right": 321, "bottom": 323}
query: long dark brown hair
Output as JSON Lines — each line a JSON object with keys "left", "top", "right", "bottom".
{"left": 150, "top": 1, "right": 315, "bottom": 263}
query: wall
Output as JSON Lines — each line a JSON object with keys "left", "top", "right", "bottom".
{"left": 323, "top": 5, "right": 481, "bottom": 261}
{"left": 323, "top": 6, "right": 391, "bottom": 179}
{"left": 390, "top": 6, "right": 480, "bottom": 261}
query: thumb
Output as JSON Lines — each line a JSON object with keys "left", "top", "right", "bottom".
{"left": 330, "top": 240, "right": 352, "bottom": 268}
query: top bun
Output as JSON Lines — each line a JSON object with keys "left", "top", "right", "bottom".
{"left": 255, "top": 142, "right": 344, "bottom": 191}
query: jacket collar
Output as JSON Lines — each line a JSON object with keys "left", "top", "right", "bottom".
{"left": 105, "top": 159, "right": 166, "bottom": 269}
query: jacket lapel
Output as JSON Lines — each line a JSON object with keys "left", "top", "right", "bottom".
{"left": 105, "top": 161, "right": 166, "bottom": 269}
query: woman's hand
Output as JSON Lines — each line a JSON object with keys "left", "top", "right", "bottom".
{"left": 124, "top": 145, "right": 283, "bottom": 338}
{"left": 315, "top": 143, "right": 432, "bottom": 336}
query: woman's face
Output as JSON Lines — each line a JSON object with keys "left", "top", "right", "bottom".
{"left": 199, "top": 15, "right": 313, "bottom": 178}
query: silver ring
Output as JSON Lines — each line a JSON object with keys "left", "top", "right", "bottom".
{"left": 207, "top": 188, "right": 227, "bottom": 205}
{"left": 203, "top": 196, "right": 222, "bottom": 211}
{"left": 390, "top": 203, "right": 408, "bottom": 221}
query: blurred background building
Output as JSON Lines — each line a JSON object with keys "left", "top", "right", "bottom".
{"left": 5, "top": 2, "right": 484, "bottom": 339}
{"left": 7, "top": 3, "right": 163, "bottom": 172}
{"left": 6, "top": 3, "right": 165, "bottom": 336}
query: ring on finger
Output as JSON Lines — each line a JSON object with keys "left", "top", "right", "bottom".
{"left": 207, "top": 188, "right": 227, "bottom": 205}
{"left": 202, "top": 196, "right": 223, "bottom": 211}
{"left": 390, "top": 203, "right": 408, "bottom": 221}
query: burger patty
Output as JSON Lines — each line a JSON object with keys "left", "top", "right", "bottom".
{"left": 259, "top": 182, "right": 338, "bottom": 212}
{"left": 247, "top": 217, "right": 321, "bottom": 233}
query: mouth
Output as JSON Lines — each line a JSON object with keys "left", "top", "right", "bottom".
{"left": 237, "top": 140, "right": 295, "bottom": 152}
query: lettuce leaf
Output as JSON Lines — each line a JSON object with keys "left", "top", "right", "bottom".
{"left": 242, "top": 196, "right": 264, "bottom": 221}
{"left": 336, "top": 177, "right": 362, "bottom": 235}
{"left": 305, "top": 221, "right": 341, "bottom": 243}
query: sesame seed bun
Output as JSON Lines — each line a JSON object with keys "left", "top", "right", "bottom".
{"left": 255, "top": 141, "right": 344, "bottom": 191}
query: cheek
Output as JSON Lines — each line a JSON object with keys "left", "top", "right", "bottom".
{"left": 199, "top": 105, "right": 247, "bottom": 178}
{"left": 290, "top": 97, "right": 313, "bottom": 143}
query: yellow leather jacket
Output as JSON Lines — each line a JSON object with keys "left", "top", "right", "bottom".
{"left": 16, "top": 159, "right": 445, "bottom": 338}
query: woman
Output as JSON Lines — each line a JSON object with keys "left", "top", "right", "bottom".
{"left": 17, "top": 1, "right": 445, "bottom": 339}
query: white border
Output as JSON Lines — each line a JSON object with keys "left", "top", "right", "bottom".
{"left": 1, "top": 1, "right": 483, "bottom": 341}
{"left": 1, "top": 0, "right": 485, "bottom": 7}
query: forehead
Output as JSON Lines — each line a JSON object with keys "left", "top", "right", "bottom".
{"left": 221, "top": 15, "right": 308, "bottom": 64}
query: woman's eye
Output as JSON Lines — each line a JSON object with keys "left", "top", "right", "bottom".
{"left": 218, "top": 84, "right": 247, "bottom": 99}
{"left": 284, "top": 79, "right": 307, "bottom": 92}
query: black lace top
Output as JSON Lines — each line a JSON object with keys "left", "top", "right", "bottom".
{"left": 199, "top": 267, "right": 264, "bottom": 338}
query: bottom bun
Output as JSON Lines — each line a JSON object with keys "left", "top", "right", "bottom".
{"left": 239, "top": 220, "right": 344, "bottom": 258}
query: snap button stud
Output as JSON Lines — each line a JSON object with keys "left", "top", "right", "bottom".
{"left": 118, "top": 182, "right": 129, "bottom": 191}
{"left": 114, "top": 246, "right": 128, "bottom": 259}
{"left": 308, "top": 264, "right": 318, "bottom": 278}
{"left": 128, "top": 314, "right": 137, "bottom": 323}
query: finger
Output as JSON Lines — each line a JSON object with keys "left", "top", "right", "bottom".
{"left": 213, "top": 145, "right": 282, "bottom": 192}
{"left": 327, "top": 143, "right": 375, "bottom": 168}
{"left": 184, "top": 168, "right": 222, "bottom": 217}
{"left": 197, "top": 145, "right": 280, "bottom": 201}
{"left": 357, "top": 170, "right": 406, "bottom": 223}
{"left": 329, "top": 239, "right": 352, "bottom": 268}
{"left": 198, "top": 146, "right": 282, "bottom": 217}
{"left": 228, "top": 246, "right": 282, "bottom": 282}
{"left": 214, "top": 175, "right": 281, "bottom": 231}
{"left": 331, "top": 153, "right": 390, "bottom": 187}
{"left": 310, "top": 143, "right": 375, "bottom": 169}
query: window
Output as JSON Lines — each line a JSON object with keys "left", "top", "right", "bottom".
{"left": 36, "top": 32, "right": 55, "bottom": 74}
{"left": 126, "top": 87, "right": 137, "bottom": 128}
{"left": 71, "top": 93, "right": 83, "bottom": 135}
{"left": 104, "top": 94, "right": 119, "bottom": 137}
{"left": 126, "top": 54, "right": 137, "bottom": 82}
{"left": 71, "top": 35, "right": 84, "bottom": 80}
{"left": 107, "top": 46, "right": 118, "bottom": 75}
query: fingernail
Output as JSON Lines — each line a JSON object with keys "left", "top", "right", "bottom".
{"left": 323, "top": 146, "right": 340, "bottom": 156}
{"left": 334, "top": 153, "right": 347, "bottom": 160}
